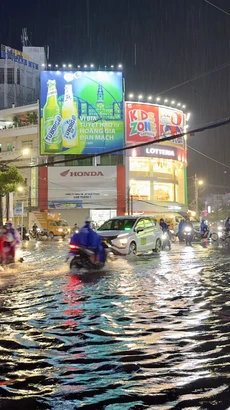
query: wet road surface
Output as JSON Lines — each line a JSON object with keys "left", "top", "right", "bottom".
{"left": 0, "top": 240, "right": 230, "bottom": 409}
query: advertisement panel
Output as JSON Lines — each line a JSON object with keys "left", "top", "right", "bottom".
{"left": 48, "top": 166, "right": 117, "bottom": 209}
{"left": 40, "top": 71, "right": 124, "bottom": 155}
{"left": 126, "top": 102, "right": 184, "bottom": 146}
{"left": 1, "top": 44, "right": 39, "bottom": 69}
{"left": 159, "top": 106, "right": 184, "bottom": 145}
{"left": 126, "top": 103, "right": 159, "bottom": 144}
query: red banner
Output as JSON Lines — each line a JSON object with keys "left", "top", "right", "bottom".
{"left": 126, "top": 103, "right": 159, "bottom": 144}
{"left": 126, "top": 103, "right": 184, "bottom": 146}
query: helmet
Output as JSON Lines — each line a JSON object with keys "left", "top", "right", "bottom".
{"left": 85, "top": 217, "right": 91, "bottom": 223}
{"left": 6, "top": 220, "right": 12, "bottom": 226}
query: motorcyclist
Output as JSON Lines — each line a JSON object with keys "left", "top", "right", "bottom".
{"left": 177, "top": 219, "right": 185, "bottom": 242}
{"left": 182, "top": 217, "right": 194, "bottom": 242}
{"left": 200, "top": 219, "right": 209, "bottom": 239}
{"left": 70, "top": 217, "right": 105, "bottom": 263}
{"left": 32, "top": 222, "right": 38, "bottom": 232}
{"left": 159, "top": 218, "right": 171, "bottom": 250}
{"left": 225, "top": 217, "right": 230, "bottom": 233}
{"left": 72, "top": 223, "right": 79, "bottom": 233}
{"left": 4, "top": 221, "right": 20, "bottom": 262}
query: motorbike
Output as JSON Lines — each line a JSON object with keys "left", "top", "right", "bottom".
{"left": 162, "top": 231, "right": 171, "bottom": 250}
{"left": 66, "top": 240, "right": 112, "bottom": 271}
{"left": 0, "top": 241, "right": 23, "bottom": 265}
{"left": 29, "top": 228, "right": 48, "bottom": 240}
{"left": 182, "top": 226, "right": 193, "bottom": 246}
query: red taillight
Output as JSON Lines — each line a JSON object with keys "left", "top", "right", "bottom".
{"left": 68, "top": 244, "right": 78, "bottom": 250}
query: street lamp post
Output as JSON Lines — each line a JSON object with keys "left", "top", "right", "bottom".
{"left": 194, "top": 174, "right": 204, "bottom": 217}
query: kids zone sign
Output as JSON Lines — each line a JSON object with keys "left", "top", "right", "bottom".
{"left": 126, "top": 103, "right": 185, "bottom": 145}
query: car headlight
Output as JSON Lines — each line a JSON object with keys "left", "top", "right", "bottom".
{"left": 112, "top": 234, "right": 129, "bottom": 248}
{"left": 119, "top": 238, "right": 128, "bottom": 246}
{"left": 58, "top": 228, "right": 63, "bottom": 232}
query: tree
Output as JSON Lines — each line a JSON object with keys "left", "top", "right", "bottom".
{"left": 0, "top": 166, "right": 25, "bottom": 225}
{"left": 26, "top": 112, "right": 38, "bottom": 125}
{"left": 13, "top": 115, "right": 22, "bottom": 128}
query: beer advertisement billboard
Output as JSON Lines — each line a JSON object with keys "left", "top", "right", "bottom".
{"left": 126, "top": 102, "right": 184, "bottom": 146}
{"left": 40, "top": 71, "right": 124, "bottom": 155}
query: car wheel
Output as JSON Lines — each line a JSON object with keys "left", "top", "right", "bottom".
{"left": 129, "top": 241, "right": 137, "bottom": 255}
{"left": 49, "top": 232, "right": 54, "bottom": 240}
{"left": 153, "top": 238, "right": 162, "bottom": 253}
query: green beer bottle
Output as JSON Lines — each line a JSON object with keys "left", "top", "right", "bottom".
{"left": 43, "top": 80, "right": 62, "bottom": 153}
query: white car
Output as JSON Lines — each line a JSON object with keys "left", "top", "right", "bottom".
{"left": 97, "top": 216, "right": 163, "bottom": 255}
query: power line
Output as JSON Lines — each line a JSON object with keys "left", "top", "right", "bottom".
{"left": 17, "top": 115, "right": 230, "bottom": 170}
{"left": 154, "top": 60, "right": 230, "bottom": 97}
{"left": 203, "top": 0, "right": 230, "bottom": 17}
{"left": 188, "top": 145, "right": 230, "bottom": 169}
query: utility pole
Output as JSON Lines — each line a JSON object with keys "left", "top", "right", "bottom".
{"left": 127, "top": 187, "right": 130, "bottom": 215}
{"left": 195, "top": 174, "right": 198, "bottom": 217}
{"left": 130, "top": 195, "right": 134, "bottom": 216}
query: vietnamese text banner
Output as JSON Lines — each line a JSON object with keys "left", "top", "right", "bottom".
{"left": 48, "top": 166, "right": 117, "bottom": 209}
{"left": 40, "top": 71, "right": 124, "bottom": 155}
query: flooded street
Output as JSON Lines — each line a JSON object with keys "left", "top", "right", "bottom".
{"left": 0, "top": 240, "right": 230, "bottom": 409}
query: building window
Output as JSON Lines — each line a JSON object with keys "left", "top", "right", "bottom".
{"left": 6, "top": 143, "right": 13, "bottom": 152}
{"left": 152, "top": 158, "right": 173, "bottom": 175}
{"left": 17, "top": 69, "right": 20, "bottom": 85}
{"left": 22, "top": 140, "right": 33, "bottom": 149}
{"left": 130, "top": 180, "right": 150, "bottom": 200}
{"left": 100, "top": 154, "right": 123, "bottom": 166}
{"left": 153, "top": 183, "right": 174, "bottom": 201}
{"left": 0, "top": 68, "right": 4, "bottom": 84}
{"left": 7, "top": 68, "right": 14, "bottom": 84}
{"left": 130, "top": 158, "right": 150, "bottom": 172}
{"left": 66, "top": 157, "right": 92, "bottom": 166}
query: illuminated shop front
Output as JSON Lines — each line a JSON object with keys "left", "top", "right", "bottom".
{"left": 125, "top": 102, "right": 188, "bottom": 216}
{"left": 126, "top": 148, "right": 186, "bottom": 211}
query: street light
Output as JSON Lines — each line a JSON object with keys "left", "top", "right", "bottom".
{"left": 195, "top": 174, "right": 204, "bottom": 216}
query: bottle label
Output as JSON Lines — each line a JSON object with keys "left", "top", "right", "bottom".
{"left": 62, "top": 114, "right": 77, "bottom": 140}
{"left": 44, "top": 115, "right": 62, "bottom": 144}
{"left": 47, "top": 89, "right": 57, "bottom": 97}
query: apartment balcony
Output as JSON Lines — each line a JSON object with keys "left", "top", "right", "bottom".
{"left": 0, "top": 124, "right": 38, "bottom": 139}
{"left": 0, "top": 147, "right": 40, "bottom": 163}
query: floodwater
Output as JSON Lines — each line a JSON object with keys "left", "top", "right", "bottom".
{"left": 0, "top": 240, "right": 230, "bottom": 410}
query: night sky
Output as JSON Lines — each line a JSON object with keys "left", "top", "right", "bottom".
{"left": 1, "top": 0, "right": 230, "bottom": 197}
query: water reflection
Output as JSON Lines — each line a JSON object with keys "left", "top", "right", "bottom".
{"left": 0, "top": 242, "right": 230, "bottom": 409}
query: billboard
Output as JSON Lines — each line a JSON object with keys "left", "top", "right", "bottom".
{"left": 40, "top": 71, "right": 124, "bottom": 155}
{"left": 126, "top": 102, "right": 184, "bottom": 146}
{"left": 48, "top": 166, "right": 117, "bottom": 209}
{"left": 1, "top": 44, "right": 39, "bottom": 69}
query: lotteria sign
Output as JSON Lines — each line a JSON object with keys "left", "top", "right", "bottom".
{"left": 126, "top": 102, "right": 185, "bottom": 146}
{"left": 127, "top": 144, "right": 186, "bottom": 162}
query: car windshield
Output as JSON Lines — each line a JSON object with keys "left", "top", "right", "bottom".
{"left": 56, "top": 220, "right": 68, "bottom": 226}
{"left": 98, "top": 218, "right": 137, "bottom": 231}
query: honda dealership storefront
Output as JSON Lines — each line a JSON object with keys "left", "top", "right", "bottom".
{"left": 38, "top": 166, "right": 126, "bottom": 226}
